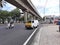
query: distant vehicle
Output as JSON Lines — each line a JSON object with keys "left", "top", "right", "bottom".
{"left": 54, "top": 19, "right": 58, "bottom": 24}
{"left": 25, "top": 20, "right": 39, "bottom": 29}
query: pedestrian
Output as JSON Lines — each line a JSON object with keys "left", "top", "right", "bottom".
{"left": 57, "top": 19, "right": 60, "bottom": 32}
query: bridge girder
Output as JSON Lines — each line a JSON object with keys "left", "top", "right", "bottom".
{"left": 5, "top": 0, "right": 42, "bottom": 19}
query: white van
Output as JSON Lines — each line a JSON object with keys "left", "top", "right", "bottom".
{"left": 33, "top": 20, "right": 39, "bottom": 28}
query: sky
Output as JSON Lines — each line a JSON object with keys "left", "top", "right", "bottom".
{"left": 0, "top": 0, "right": 59, "bottom": 17}
{"left": 31, "top": 0, "right": 59, "bottom": 17}
{"left": 1, "top": 2, "right": 16, "bottom": 11}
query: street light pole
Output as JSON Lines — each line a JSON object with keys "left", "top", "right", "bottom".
{"left": 44, "top": 0, "right": 48, "bottom": 22}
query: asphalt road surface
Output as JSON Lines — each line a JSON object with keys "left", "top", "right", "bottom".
{"left": 0, "top": 23, "right": 36, "bottom": 45}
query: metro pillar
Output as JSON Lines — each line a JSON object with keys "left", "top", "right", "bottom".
{"left": 24, "top": 11, "right": 28, "bottom": 22}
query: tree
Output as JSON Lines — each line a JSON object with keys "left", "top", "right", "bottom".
{"left": 0, "top": 8, "right": 22, "bottom": 23}
{"left": 10, "top": 8, "right": 20, "bottom": 17}
{"left": 0, "top": 10, "right": 9, "bottom": 18}
{"left": 0, "top": 10, "right": 9, "bottom": 23}
{"left": 10, "top": 8, "right": 21, "bottom": 22}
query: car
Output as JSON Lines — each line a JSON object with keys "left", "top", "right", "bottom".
{"left": 25, "top": 20, "right": 39, "bottom": 29}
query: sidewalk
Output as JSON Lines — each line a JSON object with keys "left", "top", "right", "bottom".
{"left": 31, "top": 24, "right": 60, "bottom": 45}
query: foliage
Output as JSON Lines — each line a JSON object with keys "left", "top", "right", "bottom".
{"left": 0, "top": 8, "right": 21, "bottom": 23}
{"left": 10, "top": 8, "right": 20, "bottom": 17}
{"left": 0, "top": 10, "right": 9, "bottom": 19}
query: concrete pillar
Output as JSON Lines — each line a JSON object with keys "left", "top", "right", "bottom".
{"left": 27, "top": 13, "right": 31, "bottom": 21}
{"left": 24, "top": 11, "right": 28, "bottom": 22}
{"left": 27, "top": 13, "right": 32, "bottom": 21}
{"left": 33, "top": 16, "right": 36, "bottom": 20}
{"left": 36, "top": 17, "right": 38, "bottom": 20}
{"left": 37, "top": 17, "right": 39, "bottom": 20}
{"left": 45, "top": 16, "right": 46, "bottom": 22}
{"left": 30, "top": 15, "right": 34, "bottom": 20}
{"left": 27, "top": 13, "right": 30, "bottom": 21}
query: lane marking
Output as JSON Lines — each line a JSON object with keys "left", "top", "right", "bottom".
{"left": 23, "top": 28, "right": 38, "bottom": 45}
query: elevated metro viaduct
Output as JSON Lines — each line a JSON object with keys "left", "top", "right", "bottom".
{"left": 1, "top": 0, "right": 42, "bottom": 22}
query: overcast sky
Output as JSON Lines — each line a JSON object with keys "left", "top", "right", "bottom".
{"left": 1, "top": 0, "right": 59, "bottom": 17}
{"left": 31, "top": 0, "right": 59, "bottom": 17}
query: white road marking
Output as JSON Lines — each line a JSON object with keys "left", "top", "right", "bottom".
{"left": 23, "top": 28, "right": 38, "bottom": 45}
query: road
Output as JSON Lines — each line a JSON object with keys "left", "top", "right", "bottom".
{"left": 0, "top": 23, "right": 36, "bottom": 45}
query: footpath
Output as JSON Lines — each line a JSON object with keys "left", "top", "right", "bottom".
{"left": 31, "top": 24, "right": 60, "bottom": 45}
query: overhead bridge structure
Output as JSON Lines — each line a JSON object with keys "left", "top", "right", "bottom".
{"left": 1, "top": 0, "right": 42, "bottom": 22}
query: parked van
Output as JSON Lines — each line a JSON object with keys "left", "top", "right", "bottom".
{"left": 25, "top": 20, "right": 39, "bottom": 29}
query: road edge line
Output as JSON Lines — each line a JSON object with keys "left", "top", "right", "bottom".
{"left": 23, "top": 28, "right": 38, "bottom": 45}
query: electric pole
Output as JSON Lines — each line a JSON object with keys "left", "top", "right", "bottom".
{"left": 44, "top": 0, "right": 48, "bottom": 22}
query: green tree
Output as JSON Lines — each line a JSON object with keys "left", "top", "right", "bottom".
{"left": 0, "top": 8, "right": 22, "bottom": 23}
{"left": 10, "top": 8, "right": 20, "bottom": 17}
{"left": 0, "top": 10, "right": 9, "bottom": 23}
{"left": 10, "top": 8, "right": 21, "bottom": 22}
